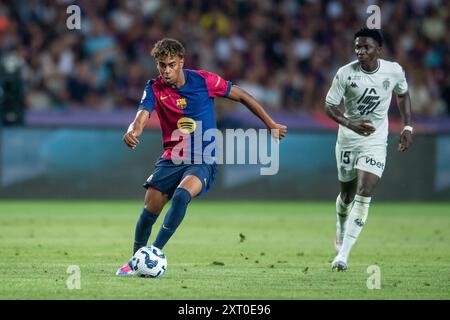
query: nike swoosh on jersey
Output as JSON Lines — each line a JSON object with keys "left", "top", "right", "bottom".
{"left": 160, "top": 95, "right": 170, "bottom": 100}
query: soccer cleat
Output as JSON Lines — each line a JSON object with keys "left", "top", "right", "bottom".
{"left": 331, "top": 257, "right": 348, "bottom": 271}
{"left": 115, "top": 260, "right": 136, "bottom": 276}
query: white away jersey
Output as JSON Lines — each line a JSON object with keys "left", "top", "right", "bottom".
{"left": 325, "top": 59, "right": 408, "bottom": 150}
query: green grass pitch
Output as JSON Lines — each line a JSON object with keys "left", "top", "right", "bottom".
{"left": 0, "top": 200, "right": 449, "bottom": 299}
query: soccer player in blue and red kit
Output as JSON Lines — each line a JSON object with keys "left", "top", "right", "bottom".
{"left": 117, "top": 38, "right": 287, "bottom": 276}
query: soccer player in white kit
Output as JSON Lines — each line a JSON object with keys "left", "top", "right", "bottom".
{"left": 325, "top": 28, "right": 413, "bottom": 271}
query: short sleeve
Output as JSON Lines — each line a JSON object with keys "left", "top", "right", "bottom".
{"left": 195, "top": 70, "right": 232, "bottom": 98}
{"left": 325, "top": 68, "right": 346, "bottom": 106}
{"left": 138, "top": 81, "right": 156, "bottom": 112}
{"left": 393, "top": 63, "right": 408, "bottom": 95}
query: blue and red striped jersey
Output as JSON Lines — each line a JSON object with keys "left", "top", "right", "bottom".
{"left": 138, "top": 69, "right": 232, "bottom": 163}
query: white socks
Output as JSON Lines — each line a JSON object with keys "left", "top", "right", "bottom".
{"left": 336, "top": 194, "right": 353, "bottom": 241}
{"left": 338, "top": 194, "right": 371, "bottom": 261}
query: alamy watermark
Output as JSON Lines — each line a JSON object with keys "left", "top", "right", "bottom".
{"left": 168, "top": 121, "right": 280, "bottom": 175}
{"left": 366, "top": 265, "right": 381, "bottom": 289}
{"left": 66, "top": 265, "right": 81, "bottom": 289}
{"left": 64, "top": 4, "right": 381, "bottom": 31}
{"left": 366, "top": 5, "right": 381, "bottom": 29}
{"left": 66, "top": 5, "right": 81, "bottom": 30}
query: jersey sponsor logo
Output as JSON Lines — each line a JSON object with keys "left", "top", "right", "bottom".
{"left": 176, "top": 98, "right": 187, "bottom": 109}
{"left": 160, "top": 95, "right": 170, "bottom": 100}
{"left": 357, "top": 88, "right": 381, "bottom": 115}
{"left": 350, "top": 82, "right": 358, "bottom": 88}
{"left": 348, "top": 75, "right": 361, "bottom": 81}
{"left": 364, "top": 156, "right": 385, "bottom": 170}
{"left": 177, "top": 117, "right": 196, "bottom": 134}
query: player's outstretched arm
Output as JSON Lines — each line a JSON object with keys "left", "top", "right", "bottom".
{"left": 226, "top": 85, "right": 287, "bottom": 140}
{"left": 324, "top": 103, "right": 375, "bottom": 136}
{"left": 396, "top": 92, "right": 413, "bottom": 152}
{"left": 123, "top": 109, "right": 150, "bottom": 149}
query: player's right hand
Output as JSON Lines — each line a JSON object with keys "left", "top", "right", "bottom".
{"left": 347, "top": 120, "right": 375, "bottom": 136}
{"left": 270, "top": 123, "right": 288, "bottom": 141}
{"left": 123, "top": 130, "right": 140, "bottom": 149}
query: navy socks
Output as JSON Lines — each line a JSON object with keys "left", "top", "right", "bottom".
{"left": 153, "top": 188, "right": 192, "bottom": 250}
{"left": 133, "top": 208, "right": 159, "bottom": 254}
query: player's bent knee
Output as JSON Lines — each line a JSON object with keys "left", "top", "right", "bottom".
{"left": 144, "top": 203, "right": 163, "bottom": 215}
{"left": 340, "top": 192, "right": 355, "bottom": 204}
{"left": 144, "top": 188, "right": 169, "bottom": 214}
{"left": 144, "top": 196, "right": 168, "bottom": 215}
{"left": 178, "top": 175, "right": 203, "bottom": 198}
{"left": 356, "top": 186, "right": 373, "bottom": 197}
{"left": 172, "top": 188, "right": 192, "bottom": 206}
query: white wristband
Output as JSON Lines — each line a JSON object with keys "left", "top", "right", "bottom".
{"left": 402, "top": 125, "right": 413, "bottom": 134}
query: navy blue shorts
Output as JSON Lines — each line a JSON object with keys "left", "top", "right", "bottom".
{"left": 143, "top": 158, "right": 217, "bottom": 199}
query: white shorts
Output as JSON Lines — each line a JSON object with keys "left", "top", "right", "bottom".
{"left": 335, "top": 143, "right": 386, "bottom": 182}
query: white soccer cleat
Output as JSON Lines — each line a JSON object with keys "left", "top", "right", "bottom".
{"left": 331, "top": 256, "right": 348, "bottom": 271}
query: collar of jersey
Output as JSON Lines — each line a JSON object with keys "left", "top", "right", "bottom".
{"left": 359, "top": 60, "right": 380, "bottom": 74}
{"left": 169, "top": 69, "right": 189, "bottom": 91}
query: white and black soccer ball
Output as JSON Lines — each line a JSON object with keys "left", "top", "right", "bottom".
{"left": 130, "top": 246, "right": 167, "bottom": 278}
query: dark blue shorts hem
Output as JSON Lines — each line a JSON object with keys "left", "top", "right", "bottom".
{"left": 142, "top": 158, "right": 217, "bottom": 199}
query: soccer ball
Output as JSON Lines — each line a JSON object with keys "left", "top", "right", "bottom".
{"left": 130, "top": 246, "right": 167, "bottom": 278}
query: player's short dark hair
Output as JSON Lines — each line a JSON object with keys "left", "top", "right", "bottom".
{"left": 151, "top": 38, "right": 185, "bottom": 60}
{"left": 354, "top": 28, "right": 383, "bottom": 47}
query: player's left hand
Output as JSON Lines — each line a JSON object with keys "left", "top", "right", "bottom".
{"left": 398, "top": 130, "right": 412, "bottom": 152}
{"left": 270, "top": 123, "right": 288, "bottom": 141}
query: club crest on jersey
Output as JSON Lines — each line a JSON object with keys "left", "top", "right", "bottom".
{"left": 383, "top": 79, "right": 390, "bottom": 90}
{"left": 176, "top": 98, "right": 187, "bottom": 109}
{"left": 357, "top": 88, "right": 380, "bottom": 115}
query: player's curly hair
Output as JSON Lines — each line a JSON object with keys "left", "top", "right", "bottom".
{"left": 151, "top": 38, "right": 185, "bottom": 60}
{"left": 354, "top": 28, "right": 383, "bottom": 47}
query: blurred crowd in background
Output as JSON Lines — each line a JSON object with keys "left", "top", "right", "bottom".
{"left": 0, "top": 0, "right": 449, "bottom": 118}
